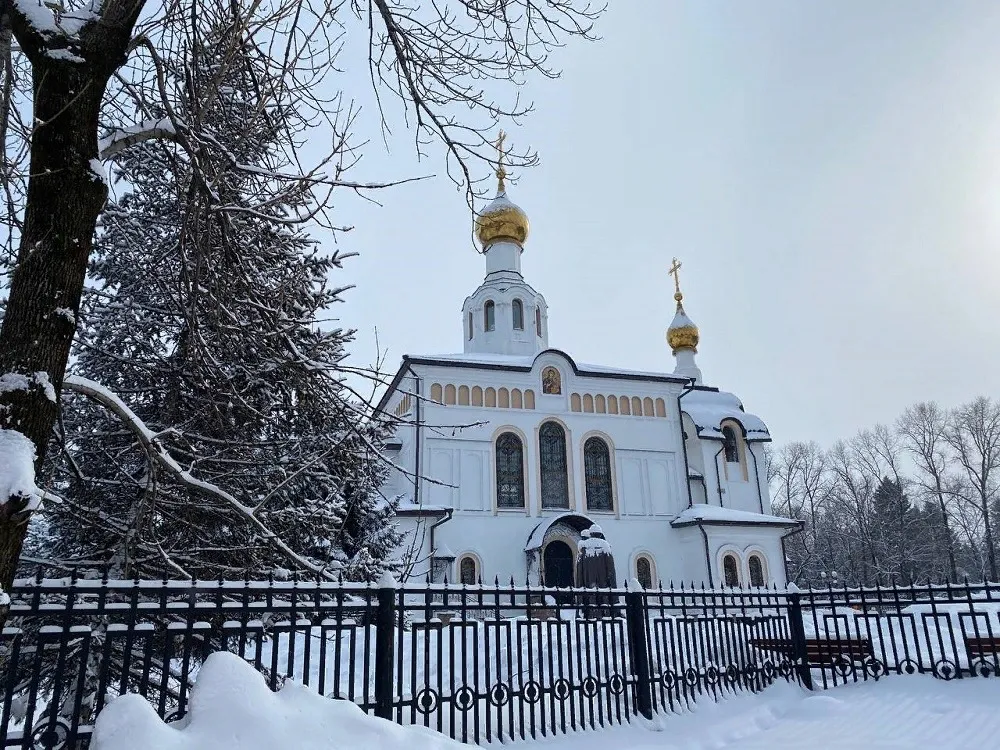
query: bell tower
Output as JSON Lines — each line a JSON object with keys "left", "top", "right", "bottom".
{"left": 462, "top": 133, "right": 549, "bottom": 356}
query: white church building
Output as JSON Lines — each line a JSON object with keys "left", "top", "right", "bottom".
{"left": 376, "top": 157, "right": 800, "bottom": 590}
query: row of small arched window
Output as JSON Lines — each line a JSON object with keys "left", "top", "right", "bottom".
{"left": 455, "top": 552, "right": 658, "bottom": 589}
{"left": 721, "top": 551, "right": 767, "bottom": 588}
{"left": 570, "top": 393, "right": 668, "bottom": 418}
{"left": 470, "top": 299, "right": 543, "bottom": 339}
{"left": 495, "top": 422, "right": 614, "bottom": 512}
{"left": 431, "top": 383, "right": 537, "bottom": 409}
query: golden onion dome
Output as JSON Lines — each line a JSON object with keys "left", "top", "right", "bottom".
{"left": 475, "top": 130, "right": 529, "bottom": 249}
{"left": 667, "top": 292, "right": 700, "bottom": 353}
{"left": 475, "top": 191, "right": 530, "bottom": 248}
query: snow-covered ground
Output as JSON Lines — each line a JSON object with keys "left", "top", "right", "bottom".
{"left": 532, "top": 677, "right": 1000, "bottom": 750}
{"left": 91, "top": 650, "right": 1000, "bottom": 750}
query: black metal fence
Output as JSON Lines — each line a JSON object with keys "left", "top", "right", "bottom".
{"left": 2, "top": 575, "right": 1000, "bottom": 749}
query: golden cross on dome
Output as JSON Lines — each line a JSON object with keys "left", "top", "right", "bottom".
{"left": 668, "top": 257, "right": 683, "bottom": 297}
{"left": 495, "top": 130, "right": 507, "bottom": 193}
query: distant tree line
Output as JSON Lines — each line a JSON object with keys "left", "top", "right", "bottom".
{"left": 768, "top": 397, "right": 1000, "bottom": 586}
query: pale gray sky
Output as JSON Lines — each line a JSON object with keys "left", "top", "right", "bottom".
{"left": 336, "top": 1, "right": 999, "bottom": 447}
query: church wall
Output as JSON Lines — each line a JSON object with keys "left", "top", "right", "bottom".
{"left": 690, "top": 435, "right": 769, "bottom": 516}
{"left": 412, "top": 356, "right": 692, "bottom": 520}
{"left": 381, "top": 359, "right": 785, "bottom": 589}
{"left": 431, "top": 513, "right": 702, "bottom": 587}
{"left": 704, "top": 526, "right": 787, "bottom": 587}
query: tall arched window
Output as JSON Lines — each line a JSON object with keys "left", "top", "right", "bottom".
{"left": 512, "top": 299, "right": 524, "bottom": 330}
{"left": 484, "top": 300, "right": 496, "bottom": 332}
{"left": 535, "top": 306, "right": 542, "bottom": 336}
{"left": 636, "top": 556, "right": 654, "bottom": 589}
{"left": 459, "top": 555, "right": 478, "bottom": 585}
{"left": 584, "top": 436, "right": 613, "bottom": 512}
{"left": 467, "top": 311, "right": 474, "bottom": 340}
{"left": 723, "top": 554, "right": 740, "bottom": 588}
{"left": 748, "top": 555, "right": 766, "bottom": 587}
{"left": 539, "top": 421, "right": 569, "bottom": 509}
{"left": 722, "top": 426, "right": 740, "bottom": 463}
{"left": 495, "top": 432, "right": 525, "bottom": 509}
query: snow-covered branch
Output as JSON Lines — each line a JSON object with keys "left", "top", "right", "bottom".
{"left": 63, "top": 375, "right": 343, "bottom": 580}
{"left": 98, "top": 117, "right": 179, "bottom": 160}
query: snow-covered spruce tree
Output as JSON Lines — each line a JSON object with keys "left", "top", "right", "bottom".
{"left": 42, "top": 20, "right": 400, "bottom": 582}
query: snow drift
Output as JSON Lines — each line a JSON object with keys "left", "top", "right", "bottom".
{"left": 91, "top": 651, "right": 464, "bottom": 750}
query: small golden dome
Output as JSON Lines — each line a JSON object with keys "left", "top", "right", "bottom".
{"left": 667, "top": 295, "right": 700, "bottom": 353}
{"left": 475, "top": 192, "right": 529, "bottom": 248}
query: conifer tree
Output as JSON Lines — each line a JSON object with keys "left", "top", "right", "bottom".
{"left": 43, "top": 15, "right": 401, "bottom": 581}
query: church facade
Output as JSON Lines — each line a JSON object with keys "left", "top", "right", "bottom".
{"left": 376, "top": 158, "right": 800, "bottom": 590}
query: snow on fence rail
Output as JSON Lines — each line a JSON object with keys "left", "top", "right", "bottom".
{"left": 2, "top": 577, "right": 999, "bottom": 749}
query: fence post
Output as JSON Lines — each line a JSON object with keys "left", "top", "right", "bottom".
{"left": 787, "top": 591, "right": 813, "bottom": 690}
{"left": 624, "top": 584, "right": 654, "bottom": 719}
{"left": 374, "top": 573, "right": 397, "bottom": 720}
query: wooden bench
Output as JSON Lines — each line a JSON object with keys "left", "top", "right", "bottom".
{"left": 965, "top": 636, "right": 1000, "bottom": 667}
{"left": 749, "top": 637, "right": 873, "bottom": 667}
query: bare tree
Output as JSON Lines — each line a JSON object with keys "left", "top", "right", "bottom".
{"left": 945, "top": 397, "right": 1000, "bottom": 581}
{"left": 0, "top": 0, "right": 602, "bottom": 589}
{"left": 898, "top": 401, "right": 958, "bottom": 581}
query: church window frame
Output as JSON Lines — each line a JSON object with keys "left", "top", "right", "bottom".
{"left": 467, "top": 311, "right": 474, "bottom": 340}
{"left": 512, "top": 298, "right": 524, "bottom": 330}
{"left": 538, "top": 420, "right": 571, "bottom": 510}
{"left": 748, "top": 553, "right": 767, "bottom": 587}
{"left": 583, "top": 435, "right": 614, "bottom": 513}
{"left": 722, "top": 425, "right": 740, "bottom": 463}
{"left": 484, "top": 300, "right": 496, "bottom": 332}
{"left": 495, "top": 431, "right": 526, "bottom": 510}
{"left": 457, "top": 554, "right": 480, "bottom": 585}
{"left": 722, "top": 553, "right": 741, "bottom": 588}
{"left": 635, "top": 554, "right": 656, "bottom": 590}
{"left": 535, "top": 306, "right": 542, "bottom": 337}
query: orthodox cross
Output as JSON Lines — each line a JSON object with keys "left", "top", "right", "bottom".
{"left": 668, "top": 257, "right": 683, "bottom": 297}
{"left": 495, "top": 130, "right": 508, "bottom": 192}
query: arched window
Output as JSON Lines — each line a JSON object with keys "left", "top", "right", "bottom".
{"left": 459, "top": 555, "right": 478, "bottom": 585}
{"left": 748, "top": 555, "right": 766, "bottom": 587}
{"left": 539, "top": 422, "right": 569, "bottom": 509}
{"left": 484, "top": 300, "right": 496, "bottom": 332}
{"left": 512, "top": 299, "right": 524, "bottom": 330}
{"left": 723, "top": 554, "right": 740, "bottom": 588}
{"left": 584, "top": 437, "right": 613, "bottom": 512}
{"left": 636, "top": 556, "right": 654, "bottom": 589}
{"left": 467, "top": 311, "right": 474, "bottom": 340}
{"left": 496, "top": 433, "right": 525, "bottom": 508}
{"left": 722, "top": 426, "right": 740, "bottom": 463}
{"left": 535, "top": 306, "right": 542, "bottom": 336}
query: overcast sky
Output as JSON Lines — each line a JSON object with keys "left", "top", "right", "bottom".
{"left": 334, "top": 1, "right": 999, "bottom": 448}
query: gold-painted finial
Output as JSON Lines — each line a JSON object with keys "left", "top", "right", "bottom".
{"left": 666, "top": 257, "right": 699, "bottom": 353}
{"left": 668, "top": 257, "right": 684, "bottom": 306}
{"left": 495, "top": 130, "right": 507, "bottom": 193}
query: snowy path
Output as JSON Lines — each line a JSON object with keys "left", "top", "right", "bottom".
{"left": 520, "top": 677, "right": 1000, "bottom": 749}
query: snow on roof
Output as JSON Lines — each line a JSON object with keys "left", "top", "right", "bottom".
{"left": 480, "top": 192, "right": 524, "bottom": 216}
{"left": 411, "top": 352, "right": 681, "bottom": 381}
{"left": 90, "top": 651, "right": 465, "bottom": 750}
{"left": 416, "top": 352, "right": 535, "bottom": 367}
{"left": 396, "top": 500, "right": 450, "bottom": 515}
{"left": 432, "top": 543, "right": 455, "bottom": 559}
{"left": 681, "top": 389, "right": 770, "bottom": 441}
{"left": 672, "top": 504, "right": 798, "bottom": 527}
{"left": 668, "top": 308, "right": 697, "bottom": 330}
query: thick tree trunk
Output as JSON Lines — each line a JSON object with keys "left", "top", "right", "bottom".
{"left": 0, "top": 61, "right": 110, "bottom": 589}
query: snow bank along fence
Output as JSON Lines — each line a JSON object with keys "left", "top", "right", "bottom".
{"left": 2, "top": 577, "right": 1000, "bottom": 749}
